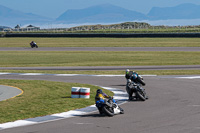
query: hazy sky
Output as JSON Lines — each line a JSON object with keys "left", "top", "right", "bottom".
{"left": 0, "top": 0, "right": 200, "bottom": 18}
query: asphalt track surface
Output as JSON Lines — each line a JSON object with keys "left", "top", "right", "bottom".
{"left": 0, "top": 85, "right": 22, "bottom": 101}
{"left": 0, "top": 47, "right": 200, "bottom": 133}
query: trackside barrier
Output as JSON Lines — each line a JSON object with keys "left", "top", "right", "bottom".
{"left": 80, "top": 88, "right": 90, "bottom": 99}
{"left": 71, "top": 87, "right": 80, "bottom": 98}
{"left": 71, "top": 87, "right": 90, "bottom": 98}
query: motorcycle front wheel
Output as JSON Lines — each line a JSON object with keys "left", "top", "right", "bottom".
{"left": 119, "top": 106, "right": 124, "bottom": 114}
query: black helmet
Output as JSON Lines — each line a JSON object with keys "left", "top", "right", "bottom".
{"left": 97, "top": 89, "right": 102, "bottom": 94}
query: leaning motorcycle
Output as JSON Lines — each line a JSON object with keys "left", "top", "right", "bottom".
{"left": 128, "top": 82, "right": 147, "bottom": 101}
{"left": 96, "top": 97, "right": 124, "bottom": 117}
{"left": 30, "top": 43, "right": 38, "bottom": 48}
{"left": 126, "top": 74, "right": 147, "bottom": 101}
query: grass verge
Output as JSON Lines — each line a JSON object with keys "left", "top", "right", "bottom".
{"left": 0, "top": 51, "right": 200, "bottom": 67}
{"left": 0, "top": 79, "right": 113, "bottom": 124}
{"left": 0, "top": 38, "right": 200, "bottom": 47}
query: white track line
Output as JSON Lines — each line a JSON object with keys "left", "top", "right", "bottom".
{"left": 0, "top": 72, "right": 157, "bottom": 77}
{"left": 175, "top": 76, "right": 200, "bottom": 79}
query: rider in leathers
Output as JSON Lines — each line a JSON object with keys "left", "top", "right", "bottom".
{"left": 95, "top": 89, "right": 115, "bottom": 114}
{"left": 125, "top": 69, "right": 146, "bottom": 100}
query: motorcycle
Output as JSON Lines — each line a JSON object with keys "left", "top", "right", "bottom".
{"left": 126, "top": 74, "right": 148, "bottom": 101}
{"left": 30, "top": 42, "right": 38, "bottom": 48}
{"left": 96, "top": 97, "right": 124, "bottom": 117}
{"left": 132, "top": 73, "right": 146, "bottom": 86}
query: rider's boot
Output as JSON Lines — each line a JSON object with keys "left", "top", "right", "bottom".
{"left": 98, "top": 107, "right": 104, "bottom": 115}
{"left": 129, "top": 95, "right": 133, "bottom": 100}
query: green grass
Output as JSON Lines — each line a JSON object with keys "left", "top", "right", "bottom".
{"left": 0, "top": 51, "right": 200, "bottom": 67}
{"left": 0, "top": 38, "right": 200, "bottom": 47}
{"left": 0, "top": 79, "right": 113, "bottom": 123}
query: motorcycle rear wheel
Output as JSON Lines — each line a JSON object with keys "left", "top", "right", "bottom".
{"left": 102, "top": 106, "right": 114, "bottom": 117}
{"left": 137, "top": 77, "right": 146, "bottom": 86}
{"left": 136, "top": 88, "right": 146, "bottom": 101}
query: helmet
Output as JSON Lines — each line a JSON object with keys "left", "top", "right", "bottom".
{"left": 126, "top": 69, "right": 130, "bottom": 74}
{"left": 96, "top": 89, "right": 102, "bottom": 94}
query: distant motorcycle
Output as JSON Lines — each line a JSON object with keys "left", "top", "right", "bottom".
{"left": 96, "top": 97, "right": 124, "bottom": 116}
{"left": 30, "top": 42, "right": 38, "bottom": 48}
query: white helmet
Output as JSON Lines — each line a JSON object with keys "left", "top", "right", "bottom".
{"left": 126, "top": 69, "right": 130, "bottom": 74}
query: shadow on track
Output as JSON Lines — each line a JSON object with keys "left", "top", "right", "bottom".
{"left": 76, "top": 113, "right": 114, "bottom": 118}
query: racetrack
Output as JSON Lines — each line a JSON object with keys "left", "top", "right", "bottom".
{"left": 0, "top": 74, "right": 200, "bottom": 133}
{"left": 0, "top": 47, "right": 200, "bottom": 133}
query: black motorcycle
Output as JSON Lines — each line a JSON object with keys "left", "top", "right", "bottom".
{"left": 126, "top": 74, "right": 148, "bottom": 101}
{"left": 30, "top": 42, "right": 38, "bottom": 48}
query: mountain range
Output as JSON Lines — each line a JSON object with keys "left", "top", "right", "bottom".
{"left": 0, "top": 4, "right": 52, "bottom": 27}
{"left": 56, "top": 4, "right": 147, "bottom": 23}
{"left": 148, "top": 3, "right": 200, "bottom": 20}
{"left": 1, "top": 3, "right": 200, "bottom": 27}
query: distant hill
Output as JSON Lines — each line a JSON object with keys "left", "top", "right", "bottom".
{"left": 56, "top": 4, "right": 147, "bottom": 23}
{"left": 148, "top": 3, "right": 200, "bottom": 20}
{"left": 67, "top": 22, "right": 151, "bottom": 31}
{"left": 0, "top": 5, "right": 52, "bottom": 26}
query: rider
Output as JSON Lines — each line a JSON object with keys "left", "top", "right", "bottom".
{"left": 125, "top": 69, "right": 146, "bottom": 100}
{"left": 95, "top": 89, "right": 115, "bottom": 114}
{"left": 30, "top": 41, "right": 37, "bottom": 47}
{"left": 125, "top": 69, "right": 143, "bottom": 83}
